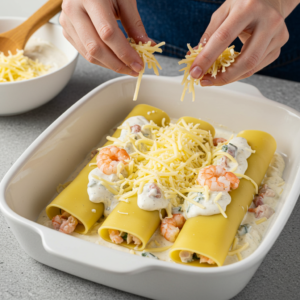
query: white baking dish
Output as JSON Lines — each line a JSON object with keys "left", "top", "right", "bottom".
{"left": 1, "top": 75, "right": 299, "bottom": 300}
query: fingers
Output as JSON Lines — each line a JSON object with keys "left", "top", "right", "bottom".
{"left": 200, "top": 24, "right": 272, "bottom": 86}
{"left": 236, "top": 49, "right": 281, "bottom": 81}
{"left": 190, "top": 9, "right": 251, "bottom": 80}
{"left": 199, "top": 2, "right": 229, "bottom": 46}
{"left": 117, "top": 0, "right": 155, "bottom": 45}
{"left": 61, "top": 1, "right": 139, "bottom": 76}
{"left": 83, "top": 0, "right": 145, "bottom": 73}
{"left": 60, "top": 12, "right": 107, "bottom": 68}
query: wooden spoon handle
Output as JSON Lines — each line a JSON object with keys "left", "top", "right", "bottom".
{"left": 19, "top": 0, "right": 63, "bottom": 48}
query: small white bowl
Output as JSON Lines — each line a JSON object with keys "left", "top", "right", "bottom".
{"left": 0, "top": 17, "right": 78, "bottom": 116}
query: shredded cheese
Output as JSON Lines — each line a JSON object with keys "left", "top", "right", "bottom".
{"left": 233, "top": 173, "right": 258, "bottom": 193}
{"left": 255, "top": 217, "right": 268, "bottom": 225}
{"left": 228, "top": 242, "right": 249, "bottom": 255}
{"left": 117, "top": 211, "right": 129, "bottom": 215}
{"left": 216, "top": 202, "right": 227, "bottom": 218}
{"left": 178, "top": 44, "right": 239, "bottom": 101}
{"left": 213, "top": 192, "right": 223, "bottom": 203}
{"left": 0, "top": 50, "right": 50, "bottom": 82}
{"left": 102, "top": 119, "right": 213, "bottom": 206}
{"left": 129, "top": 39, "right": 165, "bottom": 101}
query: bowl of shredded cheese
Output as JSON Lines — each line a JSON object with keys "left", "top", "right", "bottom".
{"left": 0, "top": 17, "right": 78, "bottom": 115}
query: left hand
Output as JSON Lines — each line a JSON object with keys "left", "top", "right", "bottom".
{"left": 189, "top": 0, "right": 299, "bottom": 86}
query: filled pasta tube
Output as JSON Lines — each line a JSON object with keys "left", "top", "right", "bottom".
{"left": 46, "top": 104, "right": 169, "bottom": 234}
{"left": 99, "top": 116, "right": 215, "bottom": 250}
{"left": 170, "top": 130, "right": 276, "bottom": 267}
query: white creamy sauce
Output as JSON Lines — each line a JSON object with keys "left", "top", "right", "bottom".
{"left": 186, "top": 191, "right": 231, "bottom": 218}
{"left": 119, "top": 116, "right": 151, "bottom": 154}
{"left": 36, "top": 123, "right": 286, "bottom": 266}
{"left": 216, "top": 137, "right": 251, "bottom": 175}
{"left": 24, "top": 37, "right": 68, "bottom": 71}
{"left": 224, "top": 151, "right": 285, "bottom": 265}
{"left": 87, "top": 168, "right": 119, "bottom": 217}
{"left": 138, "top": 183, "right": 169, "bottom": 211}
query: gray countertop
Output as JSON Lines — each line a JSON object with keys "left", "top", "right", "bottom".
{"left": 1, "top": 54, "right": 300, "bottom": 300}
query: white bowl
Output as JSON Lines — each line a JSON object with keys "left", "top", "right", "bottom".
{"left": 0, "top": 76, "right": 299, "bottom": 300}
{"left": 0, "top": 17, "right": 78, "bottom": 115}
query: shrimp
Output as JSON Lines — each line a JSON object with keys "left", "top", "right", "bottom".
{"left": 130, "top": 124, "right": 141, "bottom": 133}
{"left": 108, "top": 229, "right": 124, "bottom": 244}
{"left": 197, "top": 165, "right": 239, "bottom": 192}
{"left": 148, "top": 183, "right": 162, "bottom": 198}
{"left": 258, "top": 184, "right": 276, "bottom": 198}
{"left": 161, "top": 214, "right": 186, "bottom": 242}
{"left": 97, "top": 146, "right": 130, "bottom": 175}
{"left": 199, "top": 255, "right": 215, "bottom": 265}
{"left": 51, "top": 211, "right": 78, "bottom": 234}
{"left": 213, "top": 137, "right": 227, "bottom": 146}
{"left": 59, "top": 216, "right": 78, "bottom": 234}
{"left": 127, "top": 234, "right": 142, "bottom": 245}
{"left": 248, "top": 204, "right": 275, "bottom": 219}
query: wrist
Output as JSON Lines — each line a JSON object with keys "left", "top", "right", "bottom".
{"left": 280, "top": 0, "right": 300, "bottom": 18}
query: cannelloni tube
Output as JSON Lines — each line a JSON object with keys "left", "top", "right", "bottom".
{"left": 99, "top": 116, "right": 215, "bottom": 250}
{"left": 170, "top": 130, "right": 276, "bottom": 267}
{"left": 46, "top": 104, "right": 169, "bottom": 234}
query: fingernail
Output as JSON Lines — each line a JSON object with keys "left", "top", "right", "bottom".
{"left": 200, "top": 80, "right": 213, "bottom": 87}
{"left": 131, "top": 62, "right": 143, "bottom": 73}
{"left": 190, "top": 66, "right": 203, "bottom": 79}
{"left": 130, "top": 70, "right": 139, "bottom": 77}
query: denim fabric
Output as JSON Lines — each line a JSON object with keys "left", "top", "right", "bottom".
{"left": 118, "top": 0, "right": 300, "bottom": 82}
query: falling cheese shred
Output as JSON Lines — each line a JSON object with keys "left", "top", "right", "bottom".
{"left": 128, "top": 39, "right": 165, "bottom": 101}
{"left": 178, "top": 44, "right": 239, "bottom": 101}
{"left": 0, "top": 50, "right": 50, "bottom": 82}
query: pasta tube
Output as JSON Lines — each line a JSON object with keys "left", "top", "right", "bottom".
{"left": 46, "top": 104, "right": 170, "bottom": 234}
{"left": 99, "top": 116, "right": 215, "bottom": 250}
{"left": 170, "top": 130, "right": 276, "bottom": 266}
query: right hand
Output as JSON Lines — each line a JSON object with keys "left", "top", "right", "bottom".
{"left": 60, "top": 0, "right": 152, "bottom": 76}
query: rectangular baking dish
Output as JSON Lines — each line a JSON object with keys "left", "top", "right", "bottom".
{"left": 1, "top": 75, "right": 300, "bottom": 300}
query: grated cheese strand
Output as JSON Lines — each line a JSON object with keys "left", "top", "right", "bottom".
{"left": 178, "top": 44, "right": 239, "bottom": 101}
{"left": 255, "top": 217, "right": 268, "bottom": 225}
{"left": 129, "top": 39, "right": 165, "bottom": 101}
{"left": 233, "top": 173, "right": 258, "bottom": 193}
{"left": 0, "top": 50, "right": 50, "bottom": 82}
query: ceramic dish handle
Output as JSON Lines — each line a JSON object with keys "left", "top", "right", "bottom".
{"left": 173, "top": 76, "right": 265, "bottom": 99}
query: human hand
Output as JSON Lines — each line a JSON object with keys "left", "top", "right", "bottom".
{"left": 60, "top": 0, "right": 153, "bottom": 76}
{"left": 190, "top": 0, "right": 299, "bottom": 86}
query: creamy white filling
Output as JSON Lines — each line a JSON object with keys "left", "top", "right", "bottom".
{"left": 119, "top": 116, "right": 151, "bottom": 141}
{"left": 217, "top": 137, "right": 251, "bottom": 175}
{"left": 119, "top": 116, "right": 151, "bottom": 154}
{"left": 186, "top": 191, "right": 231, "bottom": 218}
{"left": 137, "top": 183, "right": 169, "bottom": 211}
{"left": 24, "top": 37, "right": 68, "bottom": 71}
{"left": 87, "top": 168, "right": 118, "bottom": 217}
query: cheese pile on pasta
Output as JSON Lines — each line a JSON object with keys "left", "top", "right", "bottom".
{"left": 129, "top": 38, "right": 165, "bottom": 101}
{"left": 179, "top": 44, "right": 239, "bottom": 101}
{"left": 94, "top": 118, "right": 214, "bottom": 208}
{"left": 0, "top": 50, "right": 50, "bottom": 82}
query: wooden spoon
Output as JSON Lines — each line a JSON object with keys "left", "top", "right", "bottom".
{"left": 0, "top": 0, "right": 63, "bottom": 55}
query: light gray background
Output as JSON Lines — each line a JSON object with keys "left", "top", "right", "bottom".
{"left": 1, "top": 1, "right": 300, "bottom": 299}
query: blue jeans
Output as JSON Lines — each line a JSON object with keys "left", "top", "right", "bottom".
{"left": 118, "top": 0, "right": 300, "bottom": 82}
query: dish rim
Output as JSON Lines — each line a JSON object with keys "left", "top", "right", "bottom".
{"left": 1, "top": 75, "right": 300, "bottom": 275}
{"left": 0, "top": 16, "right": 79, "bottom": 86}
